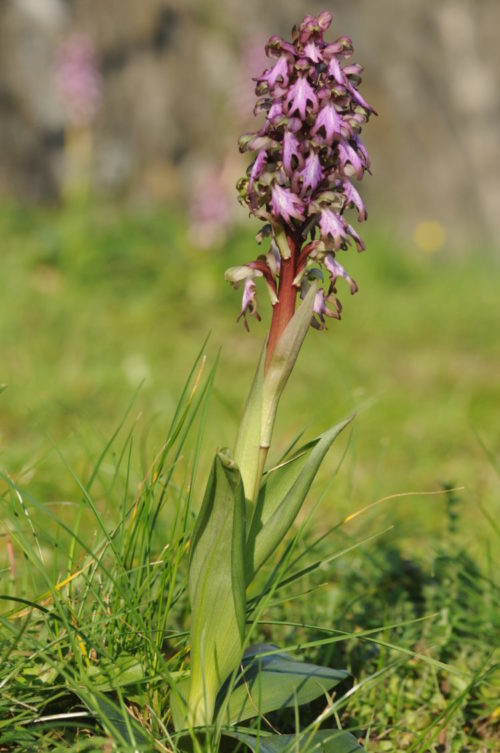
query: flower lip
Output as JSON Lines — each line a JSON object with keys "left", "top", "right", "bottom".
{"left": 312, "top": 102, "right": 351, "bottom": 143}
{"left": 297, "top": 152, "right": 324, "bottom": 195}
{"left": 285, "top": 76, "right": 318, "bottom": 119}
{"left": 282, "top": 130, "right": 302, "bottom": 175}
{"left": 270, "top": 183, "right": 305, "bottom": 224}
{"left": 258, "top": 55, "right": 290, "bottom": 89}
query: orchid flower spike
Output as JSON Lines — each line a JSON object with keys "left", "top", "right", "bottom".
{"left": 227, "top": 11, "right": 375, "bottom": 348}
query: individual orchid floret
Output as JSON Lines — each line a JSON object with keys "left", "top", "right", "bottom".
{"left": 312, "top": 288, "right": 341, "bottom": 329}
{"left": 297, "top": 152, "right": 323, "bottom": 195}
{"left": 237, "top": 278, "right": 261, "bottom": 331}
{"left": 285, "top": 76, "right": 318, "bottom": 119}
{"left": 270, "top": 184, "right": 305, "bottom": 224}
{"left": 324, "top": 254, "right": 358, "bottom": 295}
{"left": 228, "top": 11, "right": 374, "bottom": 357}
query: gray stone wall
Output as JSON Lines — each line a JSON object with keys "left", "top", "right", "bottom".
{"left": 0, "top": 0, "right": 499, "bottom": 245}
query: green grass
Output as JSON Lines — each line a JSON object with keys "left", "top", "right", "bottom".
{"left": 0, "top": 201, "right": 499, "bottom": 750}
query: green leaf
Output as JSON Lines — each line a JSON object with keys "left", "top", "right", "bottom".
{"left": 251, "top": 417, "right": 352, "bottom": 574}
{"left": 225, "top": 729, "right": 363, "bottom": 752}
{"left": 249, "top": 436, "right": 323, "bottom": 540}
{"left": 233, "top": 342, "right": 266, "bottom": 503}
{"left": 216, "top": 644, "right": 349, "bottom": 726}
{"left": 261, "top": 284, "right": 316, "bottom": 451}
{"left": 86, "top": 653, "right": 147, "bottom": 692}
{"left": 185, "top": 450, "right": 247, "bottom": 727}
{"left": 76, "top": 690, "right": 151, "bottom": 749}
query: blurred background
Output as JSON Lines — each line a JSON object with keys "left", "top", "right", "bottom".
{"left": 1, "top": 0, "right": 499, "bottom": 549}
{"left": 2, "top": 0, "right": 500, "bottom": 244}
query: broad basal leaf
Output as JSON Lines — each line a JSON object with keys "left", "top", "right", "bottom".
{"left": 186, "top": 450, "right": 246, "bottom": 727}
{"left": 216, "top": 644, "right": 349, "bottom": 726}
{"left": 226, "top": 729, "right": 363, "bottom": 752}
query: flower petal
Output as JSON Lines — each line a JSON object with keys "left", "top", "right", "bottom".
{"left": 285, "top": 76, "right": 318, "bottom": 119}
{"left": 270, "top": 184, "right": 305, "bottom": 224}
{"left": 312, "top": 103, "right": 350, "bottom": 142}
{"left": 319, "top": 208, "right": 348, "bottom": 250}
{"left": 237, "top": 278, "right": 261, "bottom": 331}
{"left": 297, "top": 152, "right": 323, "bottom": 194}
{"left": 282, "top": 130, "right": 302, "bottom": 175}
{"left": 324, "top": 254, "right": 358, "bottom": 294}
{"left": 338, "top": 141, "right": 365, "bottom": 179}
{"left": 248, "top": 150, "right": 268, "bottom": 190}
{"left": 342, "top": 179, "right": 366, "bottom": 220}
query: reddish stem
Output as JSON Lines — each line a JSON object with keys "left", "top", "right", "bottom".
{"left": 265, "top": 231, "right": 300, "bottom": 370}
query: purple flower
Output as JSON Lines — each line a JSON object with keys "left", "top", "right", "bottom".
{"left": 319, "top": 208, "right": 348, "bottom": 250}
{"left": 270, "top": 184, "right": 305, "bottom": 224}
{"left": 55, "top": 33, "right": 101, "bottom": 127}
{"left": 297, "top": 152, "right": 323, "bottom": 195}
{"left": 304, "top": 41, "right": 322, "bottom": 63}
{"left": 347, "top": 224, "right": 366, "bottom": 252}
{"left": 190, "top": 164, "right": 232, "bottom": 248}
{"left": 230, "top": 12, "right": 374, "bottom": 331}
{"left": 313, "top": 288, "right": 341, "bottom": 329}
{"left": 282, "top": 130, "right": 301, "bottom": 175}
{"left": 341, "top": 180, "right": 367, "bottom": 220}
{"left": 338, "top": 141, "right": 365, "bottom": 179}
{"left": 327, "top": 56, "right": 348, "bottom": 87}
{"left": 312, "top": 103, "right": 350, "bottom": 142}
{"left": 285, "top": 76, "right": 318, "bottom": 119}
{"left": 259, "top": 55, "right": 290, "bottom": 88}
{"left": 249, "top": 150, "right": 268, "bottom": 190}
{"left": 237, "top": 278, "right": 262, "bottom": 331}
{"left": 324, "top": 254, "right": 358, "bottom": 294}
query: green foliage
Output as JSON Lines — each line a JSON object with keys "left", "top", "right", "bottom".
{"left": 249, "top": 419, "right": 352, "bottom": 576}
{"left": 186, "top": 451, "right": 246, "bottom": 727}
{"left": 216, "top": 645, "right": 349, "bottom": 726}
{"left": 0, "top": 203, "right": 499, "bottom": 751}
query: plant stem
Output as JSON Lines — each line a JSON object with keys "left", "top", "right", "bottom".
{"left": 265, "top": 231, "right": 300, "bottom": 371}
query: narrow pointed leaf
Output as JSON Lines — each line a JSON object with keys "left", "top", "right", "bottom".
{"left": 216, "top": 644, "right": 349, "bottom": 725}
{"left": 261, "top": 284, "right": 316, "bottom": 450}
{"left": 252, "top": 417, "right": 352, "bottom": 573}
{"left": 186, "top": 450, "right": 246, "bottom": 727}
{"left": 234, "top": 342, "right": 266, "bottom": 502}
{"left": 250, "top": 436, "right": 322, "bottom": 539}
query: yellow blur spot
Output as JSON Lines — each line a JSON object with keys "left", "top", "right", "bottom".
{"left": 413, "top": 220, "right": 446, "bottom": 253}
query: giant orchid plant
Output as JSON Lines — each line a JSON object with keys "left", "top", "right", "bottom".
{"left": 175, "top": 13, "right": 375, "bottom": 752}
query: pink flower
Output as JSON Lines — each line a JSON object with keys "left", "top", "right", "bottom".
{"left": 230, "top": 12, "right": 374, "bottom": 330}
{"left": 342, "top": 180, "right": 367, "bottom": 220}
{"left": 55, "top": 33, "right": 101, "bottom": 127}
{"left": 319, "top": 208, "right": 349, "bottom": 250}
{"left": 312, "top": 103, "right": 350, "bottom": 142}
{"left": 285, "top": 76, "right": 318, "bottom": 119}
{"left": 237, "top": 278, "right": 262, "bottom": 331}
{"left": 270, "top": 184, "right": 305, "bottom": 224}
{"left": 324, "top": 254, "right": 358, "bottom": 294}
{"left": 259, "top": 55, "right": 290, "bottom": 89}
{"left": 282, "top": 131, "right": 302, "bottom": 175}
{"left": 297, "top": 152, "right": 323, "bottom": 194}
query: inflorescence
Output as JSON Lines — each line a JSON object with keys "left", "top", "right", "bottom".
{"left": 226, "top": 12, "right": 375, "bottom": 332}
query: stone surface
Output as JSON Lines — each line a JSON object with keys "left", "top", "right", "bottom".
{"left": 0, "top": 0, "right": 498, "bottom": 245}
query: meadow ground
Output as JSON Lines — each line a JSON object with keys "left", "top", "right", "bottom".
{"left": 0, "top": 202, "right": 499, "bottom": 751}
